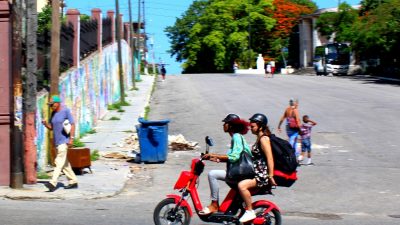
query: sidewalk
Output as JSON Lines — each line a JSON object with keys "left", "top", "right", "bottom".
{"left": 0, "top": 75, "right": 156, "bottom": 200}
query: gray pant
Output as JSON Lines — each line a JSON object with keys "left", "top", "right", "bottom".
{"left": 208, "top": 169, "right": 226, "bottom": 201}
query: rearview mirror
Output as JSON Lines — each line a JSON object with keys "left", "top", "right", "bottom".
{"left": 205, "top": 136, "right": 214, "bottom": 147}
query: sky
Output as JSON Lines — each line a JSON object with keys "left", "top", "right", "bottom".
{"left": 64, "top": 0, "right": 361, "bottom": 74}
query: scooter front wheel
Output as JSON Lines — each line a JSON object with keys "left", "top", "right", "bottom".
{"left": 153, "top": 198, "right": 191, "bottom": 225}
{"left": 253, "top": 204, "right": 281, "bottom": 225}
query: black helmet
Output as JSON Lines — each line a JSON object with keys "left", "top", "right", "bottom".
{"left": 249, "top": 113, "right": 268, "bottom": 126}
{"left": 222, "top": 113, "right": 240, "bottom": 123}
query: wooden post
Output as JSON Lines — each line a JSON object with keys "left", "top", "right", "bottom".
{"left": 50, "top": 0, "right": 60, "bottom": 95}
{"left": 115, "top": 0, "right": 125, "bottom": 103}
{"left": 128, "top": 0, "right": 136, "bottom": 89}
{"left": 10, "top": 0, "right": 24, "bottom": 188}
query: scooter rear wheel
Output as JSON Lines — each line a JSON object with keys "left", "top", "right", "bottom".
{"left": 252, "top": 204, "right": 281, "bottom": 225}
{"left": 153, "top": 198, "right": 191, "bottom": 225}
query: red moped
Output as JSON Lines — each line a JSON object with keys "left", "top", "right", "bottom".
{"left": 153, "top": 137, "right": 282, "bottom": 225}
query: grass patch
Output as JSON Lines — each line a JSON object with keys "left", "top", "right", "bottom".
{"left": 87, "top": 129, "right": 97, "bottom": 134}
{"left": 120, "top": 101, "right": 130, "bottom": 106}
{"left": 135, "top": 79, "right": 143, "bottom": 82}
{"left": 90, "top": 150, "right": 100, "bottom": 161}
{"left": 108, "top": 101, "right": 131, "bottom": 110}
{"left": 108, "top": 104, "right": 121, "bottom": 110}
{"left": 37, "top": 171, "right": 51, "bottom": 179}
{"left": 144, "top": 106, "right": 150, "bottom": 120}
{"left": 122, "top": 130, "right": 133, "bottom": 133}
{"left": 110, "top": 116, "right": 120, "bottom": 120}
{"left": 72, "top": 139, "right": 85, "bottom": 148}
{"left": 117, "top": 109, "right": 125, "bottom": 113}
{"left": 130, "top": 87, "right": 139, "bottom": 91}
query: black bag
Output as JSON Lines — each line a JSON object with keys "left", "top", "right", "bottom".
{"left": 226, "top": 151, "right": 255, "bottom": 182}
{"left": 269, "top": 134, "right": 298, "bottom": 173}
{"left": 226, "top": 136, "right": 255, "bottom": 182}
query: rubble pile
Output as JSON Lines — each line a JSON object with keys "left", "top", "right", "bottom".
{"left": 101, "top": 152, "right": 129, "bottom": 159}
{"left": 122, "top": 133, "right": 140, "bottom": 150}
{"left": 169, "top": 134, "right": 198, "bottom": 151}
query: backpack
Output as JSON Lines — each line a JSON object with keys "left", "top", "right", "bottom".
{"left": 269, "top": 134, "right": 298, "bottom": 187}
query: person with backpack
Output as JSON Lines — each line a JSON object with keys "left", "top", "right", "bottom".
{"left": 277, "top": 98, "right": 301, "bottom": 153}
{"left": 200, "top": 114, "right": 251, "bottom": 216}
{"left": 236, "top": 113, "right": 277, "bottom": 223}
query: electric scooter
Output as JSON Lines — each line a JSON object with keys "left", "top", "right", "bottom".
{"left": 153, "top": 136, "right": 282, "bottom": 225}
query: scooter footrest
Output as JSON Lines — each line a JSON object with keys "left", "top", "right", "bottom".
{"left": 207, "top": 213, "right": 238, "bottom": 223}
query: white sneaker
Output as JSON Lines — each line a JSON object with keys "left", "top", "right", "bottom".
{"left": 239, "top": 210, "right": 256, "bottom": 223}
{"left": 298, "top": 155, "right": 303, "bottom": 162}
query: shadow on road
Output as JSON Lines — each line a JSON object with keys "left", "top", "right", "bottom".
{"left": 335, "top": 75, "right": 400, "bottom": 86}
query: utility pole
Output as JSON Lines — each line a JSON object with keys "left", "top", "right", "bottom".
{"left": 247, "top": 1, "right": 251, "bottom": 68}
{"left": 137, "top": 0, "right": 141, "bottom": 76}
{"left": 50, "top": 0, "right": 60, "bottom": 96}
{"left": 24, "top": 0, "right": 38, "bottom": 184}
{"left": 142, "top": 0, "right": 147, "bottom": 75}
{"left": 115, "top": 0, "right": 125, "bottom": 103}
{"left": 128, "top": 0, "right": 136, "bottom": 89}
{"left": 10, "top": 0, "right": 24, "bottom": 189}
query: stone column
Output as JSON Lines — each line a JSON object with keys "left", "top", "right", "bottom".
{"left": 91, "top": 8, "right": 102, "bottom": 52}
{"left": 0, "top": 0, "right": 11, "bottom": 186}
{"left": 107, "top": 10, "right": 115, "bottom": 43}
{"left": 124, "top": 23, "right": 130, "bottom": 44}
{"left": 66, "top": 9, "right": 80, "bottom": 68}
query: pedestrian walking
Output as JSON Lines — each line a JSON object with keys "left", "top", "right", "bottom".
{"left": 298, "top": 115, "right": 317, "bottom": 165}
{"left": 270, "top": 60, "right": 276, "bottom": 77}
{"left": 233, "top": 61, "right": 239, "bottom": 73}
{"left": 42, "top": 95, "right": 78, "bottom": 192}
{"left": 265, "top": 63, "right": 272, "bottom": 78}
{"left": 160, "top": 65, "right": 166, "bottom": 81}
{"left": 277, "top": 98, "right": 301, "bottom": 155}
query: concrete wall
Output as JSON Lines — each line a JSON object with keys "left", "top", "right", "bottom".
{"left": 35, "top": 41, "right": 132, "bottom": 169}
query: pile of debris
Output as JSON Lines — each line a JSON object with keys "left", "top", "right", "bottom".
{"left": 168, "top": 134, "right": 198, "bottom": 151}
{"left": 102, "top": 133, "right": 199, "bottom": 160}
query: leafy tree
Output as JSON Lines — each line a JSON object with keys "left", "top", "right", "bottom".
{"left": 166, "top": 0, "right": 275, "bottom": 73}
{"left": 264, "top": 0, "right": 316, "bottom": 67}
{"left": 315, "top": 2, "right": 358, "bottom": 42}
{"left": 38, "top": 4, "right": 52, "bottom": 34}
{"left": 359, "top": 0, "right": 389, "bottom": 15}
{"left": 166, "top": 0, "right": 317, "bottom": 72}
{"left": 352, "top": 0, "right": 400, "bottom": 57}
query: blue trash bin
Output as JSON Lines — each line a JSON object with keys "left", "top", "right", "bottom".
{"left": 136, "top": 118, "right": 170, "bottom": 163}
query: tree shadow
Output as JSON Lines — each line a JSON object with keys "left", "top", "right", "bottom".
{"left": 335, "top": 75, "right": 400, "bottom": 87}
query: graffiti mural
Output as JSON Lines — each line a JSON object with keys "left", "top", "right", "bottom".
{"left": 36, "top": 41, "right": 132, "bottom": 170}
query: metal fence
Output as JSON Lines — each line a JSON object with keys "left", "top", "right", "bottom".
{"left": 102, "top": 17, "right": 112, "bottom": 46}
{"left": 36, "top": 16, "right": 117, "bottom": 86}
{"left": 80, "top": 19, "right": 98, "bottom": 59}
{"left": 60, "top": 22, "right": 74, "bottom": 70}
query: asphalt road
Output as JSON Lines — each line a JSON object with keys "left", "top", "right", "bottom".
{"left": 148, "top": 74, "right": 400, "bottom": 225}
{"left": 1, "top": 73, "right": 399, "bottom": 225}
